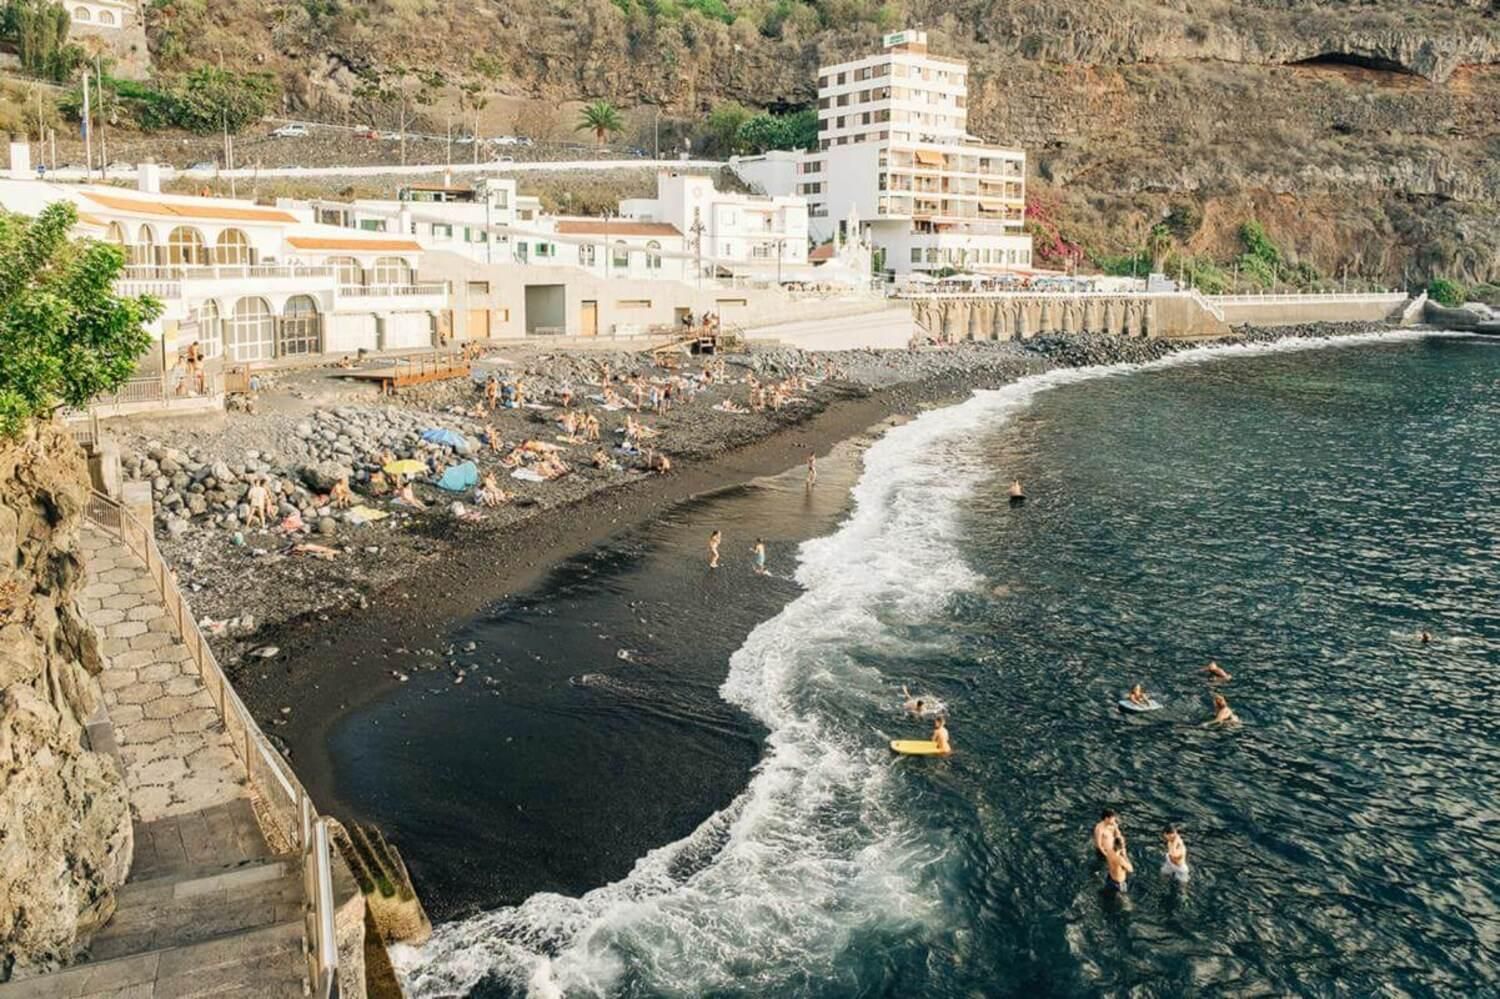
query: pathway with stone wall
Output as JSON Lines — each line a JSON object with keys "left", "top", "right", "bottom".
{"left": 77, "top": 525, "right": 246, "bottom": 821}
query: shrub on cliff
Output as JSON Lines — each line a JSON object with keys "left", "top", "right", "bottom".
{"left": 1426, "top": 278, "right": 1467, "bottom": 307}
{"left": 0, "top": 202, "right": 161, "bottom": 439}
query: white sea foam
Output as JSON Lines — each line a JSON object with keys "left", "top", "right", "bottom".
{"left": 393, "top": 328, "right": 1442, "bottom": 998}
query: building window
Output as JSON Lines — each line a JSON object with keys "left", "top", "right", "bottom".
{"left": 645, "top": 240, "right": 662, "bottom": 270}
{"left": 467, "top": 281, "right": 490, "bottom": 295}
{"left": 195, "top": 299, "right": 223, "bottom": 360}
{"left": 278, "top": 295, "right": 322, "bottom": 356}
{"left": 98, "top": 10, "right": 115, "bottom": 25}
{"left": 911, "top": 248, "right": 922, "bottom": 264}
{"left": 358, "top": 218, "right": 387, "bottom": 232}
{"left": 330, "top": 256, "right": 362, "bottom": 289}
{"left": 616, "top": 299, "right": 651, "bottom": 309}
{"left": 431, "top": 223, "right": 453, "bottom": 238}
{"left": 612, "top": 242, "right": 630, "bottom": 269}
{"left": 73, "top": 5, "right": 89, "bottom": 20}
{"left": 372, "top": 256, "right": 413, "bottom": 288}
{"left": 226, "top": 297, "right": 275, "bottom": 362}
{"left": 580, "top": 244, "right": 596, "bottom": 267}
{"left": 464, "top": 227, "right": 488, "bottom": 243}
{"left": 214, "top": 228, "right": 250, "bottom": 265}
{"left": 166, "top": 226, "right": 205, "bottom": 266}
{"left": 535, "top": 242, "right": 555, "bottom": 258}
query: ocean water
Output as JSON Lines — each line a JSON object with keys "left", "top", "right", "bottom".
{"left": 391, "top": 332, "right": 1499, "bottom": 998}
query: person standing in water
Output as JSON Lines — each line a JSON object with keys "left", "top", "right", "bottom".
{"left": 806, "top": 451, "right": 817, "bottom": 486}
{"left": 1160, "top": 826, "right": 1190, "bottom": 883}
{"left": 1008, "top": 479, "right": 1025, "bottom": 499}
{"left": 1094, "top": 810, "right": 1122, "bottom": 859}
{"left": 708, "top": 530, "right": 722, "bottom": 569}
{"left": 1207, "top": 692, "right": 1239, "bottom": 726}
{"left": 1104, "top": 834, "right": 1134, "bottom": 894}
{"left": 752, "top": 538, "right": 767, "bottom": 575}
{"left": 931, "top": 716, "right": 952, "bottom": 755}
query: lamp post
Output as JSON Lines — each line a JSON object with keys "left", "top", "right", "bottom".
{"left": 690, "top": 218, "right": 705, "bottom": 290}
{"left": 775, "top": 238, "right": 785, "bottom": 286}
{"left": 603, "top": 209, "right": 613, "bottom": 278}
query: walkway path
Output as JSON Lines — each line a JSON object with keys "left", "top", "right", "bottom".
{"left": 78, "top": 524, "right": 245, "bottom": 821}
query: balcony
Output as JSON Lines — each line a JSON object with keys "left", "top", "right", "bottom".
{"left": 334, "top": 282, "right": 449, "bottom": 313}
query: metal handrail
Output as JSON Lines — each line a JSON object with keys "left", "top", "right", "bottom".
{"left": 83, "top": 491, "right": 340, "bottom": 994}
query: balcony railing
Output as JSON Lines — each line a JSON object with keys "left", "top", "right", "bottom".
{"left": 120, "top": 264, "right": 336, "bottom": 282}
{"left": 337, "top": 282, "right": 447, "bottom": 298}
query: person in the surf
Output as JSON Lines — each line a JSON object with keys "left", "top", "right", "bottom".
{"left": 1008, "top": 479, "right": 1025, "bottom": 499}
{"left": 1104, "top": 834, "right": 1133, "bottom": 894}
{"left": 751, "top": 538, "right": 768, "bottom": 575}
{"left": 931, "top": 716, "right": 952, "bottom": 755}
{"left": 708, "top": 530, "right": 721, "bottom": 569}
{"left": 901, "top": 685, "right": 926, "bottom": 716}
{"left": 1419, "top": 630, "right": 1432, "bottom": 644}
{"left": 1207, "top": 692, "right": 1239, "bottom": 726}
{"left": 1200, "top": 660, "right": 1231, "bottom": 681}
{"left": 806, "top": 451, "right": 817, "bottom": 486}
{"left": 1127, "top": 684, "right": 1150, "bottom": 706}
{"left": 1094, "top": 810, "right": 1122, "bottom": 859}
{"left": 1160, "top": 826, "right": 1190, "bottom": 883}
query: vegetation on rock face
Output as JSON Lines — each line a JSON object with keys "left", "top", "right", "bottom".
{"left": 0, "top": 0, "right": 82, "bottom": 81}
{"left": 0, "top": 203, "right": 161, "bottom": 438}
{"left": 1425, "top": 277, "right": 1467, "bottom": 307}
{"left": 62, "top": 67, "right": 278, "bottom": 135}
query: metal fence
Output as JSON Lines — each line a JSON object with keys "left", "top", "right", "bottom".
{"left": 83, "top": 491, "right": 340, "bottom": 997}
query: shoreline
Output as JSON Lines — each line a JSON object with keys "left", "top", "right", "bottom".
{"left": 118, "top": 322, "right": 1402, "bottom": 817}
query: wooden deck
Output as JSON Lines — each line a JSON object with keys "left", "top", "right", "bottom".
{"left": 339, "top": 350, "right": 472, "bottom": 393}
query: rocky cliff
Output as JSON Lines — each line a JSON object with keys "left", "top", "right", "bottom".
{"left": 0, "top": 424, "right": 132, "bottom": 980}
{"left": 147, "top": 0, "right": 1499, "bottom": 284}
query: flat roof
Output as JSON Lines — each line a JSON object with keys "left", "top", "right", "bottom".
{"left": 554, "top": 220, "right": 681, "bottom": 237}
{"left": 287, "top": 236, "right": 422, "bottom": 251}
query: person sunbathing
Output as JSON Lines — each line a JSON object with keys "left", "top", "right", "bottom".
{"left": 475, "top": 473, "right": 510, "bottom": 507}
{"left": 652, "top": 452, "right": 672, "bottom": 475}
{"left": 393, "top": 480, "right": 427, "bottom": 509}
{"left": 535, "top": 456, "right": 570, "bottom": 480}
{"left": 329, "top": 476, "right": 354, "bottom": 510}
{"left": 367, "top": 471, "right": 390, "bottom": 496}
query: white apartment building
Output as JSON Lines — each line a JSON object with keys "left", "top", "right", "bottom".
{"left": 735, "top": 30, "right": 1033, "bottom": 281}
{"left": 0, "top": 149, "right": 451, "bottom": 369}
{"left": 619, "top": 170, "right": 809, "bottom": 277}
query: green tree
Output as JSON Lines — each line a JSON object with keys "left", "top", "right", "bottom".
{"left": 706, "top": 100, "right": 750, "bottom": 154}
{"left": 734, "top": 108, "right": 818, "bottom": 152}
{"left": 1146, "top": 222, "right": 1173, "bottom": 270}
{"left": 1426, "top": 277, "right": 1467, "bottom": 307}
{"left": 0, "top": 202, "right": 161, "bottom": 438}
{"left": 575, "top": 100, "right": 625, "bottom": 145}
{"left": 3, "top": 0, "right": 82, "bottom": 81}
{"left": 167, "top": 67, "right": 279, "bottom": 134}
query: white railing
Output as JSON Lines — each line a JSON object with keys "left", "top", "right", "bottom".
{"left": 337, "top": 282, "right": 447, "bottom": 298}
{"left": 121, "top": 264, "right": 337, "bottom": 282}
{"left": 1206, "top": 291, "right": 1406, "bottom": 305}
{"left": 116, "top": 279, "right": 183, "bottom": 299}
{"left": 83, "top": 492, "right": 340, "bottom": 995}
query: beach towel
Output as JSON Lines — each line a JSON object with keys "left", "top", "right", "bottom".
{"left": 435, "top": 461, "right": 479, "bottom": 492}
{"left": 510, "top": 468, "right": 547, "bottom": 483}
{"left": 347, "top": 505, "right": 389, "bottom": 525}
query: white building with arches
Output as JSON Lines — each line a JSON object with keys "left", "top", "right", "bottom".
{"left": 67, "top": 0, "right": 133, "bottom": 29}
{"left": 0, "top": 170, "right": 451, "bottom": 369}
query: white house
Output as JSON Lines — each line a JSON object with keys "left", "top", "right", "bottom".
{"left": 67, "top": 0, "right": 133, "bottom": 29}
{"left": 732, "top": 30, "right": 1033, "bottom": 281}
{"left": 619, "top": 170, "right": 809, "bottom": 279}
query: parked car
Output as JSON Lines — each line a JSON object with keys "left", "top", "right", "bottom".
{"left": 271, "top": 123, "right": 309, "bottom": 138}
{"left": 357, "top": 128, "right": 379, "bottom": 139}
{"left": 491, "top": 135, "right": 519, "bottom": 146}
{"left": 378, "top": 131, "right": 401, "bottom": 140}
{"left": 489, "top": 155, "right": 514, "bottom": 164}
{"left": 106, "top": 161, "right": 135, "bottom": 172}
{"left": 186, "top": 161, "right": 217, "bottom": 171}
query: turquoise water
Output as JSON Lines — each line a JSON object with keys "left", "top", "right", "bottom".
{"left": 396, "top": 333, "right": 1499, "bottom": 997}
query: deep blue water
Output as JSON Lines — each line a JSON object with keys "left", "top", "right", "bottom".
{"left": 386, "top": 333, "right": 1498, "bottom": 997}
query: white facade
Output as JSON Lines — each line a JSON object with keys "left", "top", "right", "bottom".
{"left": 0, "top": 169, "right": 450, "bottom": 366}
{"left": 733, "top": 30, "right": 1033, "bottom": 280}
{"left": 619, "top": 170, "right": 808, "bottom": 277}
{"left": 68, "top": 0, "right": 132, "bottom": 29}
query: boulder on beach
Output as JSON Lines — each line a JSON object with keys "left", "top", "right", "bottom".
{"left": 300, "top": 460, "right": 353, "bottom": 494}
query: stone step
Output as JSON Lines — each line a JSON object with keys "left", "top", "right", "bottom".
{"left": 90, "top": 859, "right": 305, "bottom": 961}
{"left": 0, "top": 920, "right": 307, "bottom": 999}
{"left": 113, "top": 854, "right": 299, "bottom": 913}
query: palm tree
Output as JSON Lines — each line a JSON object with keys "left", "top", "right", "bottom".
{"left": 575, "top": 100, "right": 624, "bottom": 147}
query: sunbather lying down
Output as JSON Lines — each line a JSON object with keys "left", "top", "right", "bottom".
{"left": 714, "top": 400, "right": 749, "bottom": 414}
{"left": 475, "top": 473, "right": 511, "bottom": 507}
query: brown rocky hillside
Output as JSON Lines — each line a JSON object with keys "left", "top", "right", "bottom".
{"left": 143, "top": 0, "right": 1500, "bottom": 285}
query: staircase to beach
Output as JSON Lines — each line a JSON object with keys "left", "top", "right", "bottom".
{"left": 0, "top": 507, "right": 356, "bottom": 998}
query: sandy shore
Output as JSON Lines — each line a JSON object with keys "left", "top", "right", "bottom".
{"left": 107, "top": 322, "right": 1394, "bottom": 775}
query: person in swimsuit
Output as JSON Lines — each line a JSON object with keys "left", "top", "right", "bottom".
{"left": 901, "top": 685, "right": 924, "bottom": 716}
{"left": 806, "top": 452, "right": 817, "bottom": 486}
{"left": 1008, "top": 479, "right": 1025, "bottom": 499}
{"left": 1160, "top": 826, "right": 1189, "bottom": 883}
{"left": 931, "top": 716, "right": 952, "bottom": 755}
{"left": 1127, "top": 684, "right": 1150, "bottom": 706}
{"left": 752, "top": 538, "right": 767, "bottom": 575}
{"left": 1094, "top": 810, "right": 1121, "bottom": 859}
{"left": 1207, "top": 692, "right": 1239, "bottom": 726}
{"left": 1419, "top": 630, "right": 1432, "bottom": 644}
{"left": 1104, "top": 835, "right": 1134, "bottom": 893}
{"left": 1200, "top": 660, "right": 1232, "bottom": 681}
{"left": 708, "top": 530, "right": 722, "bottom": 569}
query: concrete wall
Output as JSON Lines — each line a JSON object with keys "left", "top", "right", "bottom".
{"left": 906, "top": 292, "right": 1229, "bottom": 340}
{"left": 1210, "top": 294, "right": 1408, "bottom": 327}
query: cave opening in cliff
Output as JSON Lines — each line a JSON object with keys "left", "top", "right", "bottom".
{"left": 1293, "top": 52, "right": 1415, "bottom": 76}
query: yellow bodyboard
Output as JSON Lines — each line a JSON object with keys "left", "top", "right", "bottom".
{"left": 890, "top": 739, "right": 946, "bottom": 756}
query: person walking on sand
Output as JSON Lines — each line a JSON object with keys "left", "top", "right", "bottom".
{"left": 1200, "top": 660, "right": 1231, "bottom": 681}
{"left": 244, "top": 477, "right": 271, "bottom": 529}
{"left": 931, "top": 716, "right": 952, "bottom": 755}
{"left": 752, "top": 538, "right": 767, "bottom": 575}
{"left": 1160, "top": 826, "right": 1190, "bottom": 883}
{"left": 708, "top": 530, "right": 722, "bottom": 569}
{"left": 1206, "top": 692, "right": 1239, "bottom": 726}
{"left": 806, "top": 451, "right": 817, "bottom": 486}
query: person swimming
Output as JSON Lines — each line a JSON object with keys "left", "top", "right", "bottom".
{"left": 1200, "top": 660, "right": 1232, "bottom": 681}
{"left": 931, "top": 717, "right": 952, "bottom": 755}
{"left": 1008, "top": 479, "right": 1026, "bottom": 505}
{"left": 1207, "top": 692, "right": 1239, "bottom": 726}
{"left": 1160, "top": 826, "right": 1189, "bottom": 883}
{"left": 1419, "top": 630, "right": 1432, "bottom": 644}
{"left": 1127, "top": 684, "right": 1150, "bottom": 706}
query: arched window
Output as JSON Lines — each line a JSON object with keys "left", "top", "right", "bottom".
{"left": 104, "top": 222, "right": 126, "bottom": 244}
{"left": 225, "top": 297, "right": 275, "bottom": 362}
{"left": 371, "top": 256, "right": 412, "bottom": 288}
{"left": 579, "top": 244, "right": 596, "bottom": 267}
{"left": 645, "top": 240, "right": 662, "bottom": 271}
{"left": 98, "top": 9, "right": 114, "bottom": 24}
{"left": 214, "top": 228, "right": 250, "bottom": 265}
{"left": 329, "top": 256, "right": 363, "bottom": 289}
{"left": 137, "top": 224, "right": 156, "bottom": 268}
{"left": 166, "top": 226, "right": 205, "bottom": 267}
{"left": 611, "top": 241, "right": 630, "bottom": 269}
{"left": 195, "top": 299, "right": 223, "bottom": 360}
{"left": 278, "top": 295, "right": 321, "bottom": 356}
{"left": 73, "top": 6, "right": 90, "bottom": 21}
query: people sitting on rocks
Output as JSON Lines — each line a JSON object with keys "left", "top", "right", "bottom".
{"left": 592, "top": 448, "right": 621, "bottom": 471}
{"left": 329, "top": 476, "right": 354, "bottom": 510}
{"left": 533, "top": 455, "right": 570, "bottom": 480}
{"left": 651, "top": 452, "right": 672, "bottom": 475}
{"left": 475, "top": 472, "right": 510, "bottom": 508}
{"left": 336, "top": 354, "right": 355, "bottom": 370}
{"left": 393, "top": 478, "right": 427, "bottom": 509}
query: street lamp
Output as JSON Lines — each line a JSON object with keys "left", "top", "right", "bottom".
{"left": 690, "top": 218, "right": 705, "bottom": 290}
{"left": 775, "top": 238, "right": 785, "bottom": 285}
{"left": 603, "top": 209, "right": 613, "bottom": 278}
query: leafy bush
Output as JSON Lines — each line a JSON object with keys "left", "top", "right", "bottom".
{"left": 1094, "top": 249, "right": 1151, "bottom": 277}
{"left": 734, "top": 108, "right": 817, "bottom": 152}
{"left": 0, "top": 203, "right": 161, "bottom": 439}
{"left": 1, "top": 0, "right": 83, "bottom": 82}
{"left": 1426, "top": 277, "right": 1467, "bottom": 307}
{"left": 68, "top": 68, "right": 279, "bottom": 135}
{"left": 706, "top": 100, "right": 751, "bottom": 154}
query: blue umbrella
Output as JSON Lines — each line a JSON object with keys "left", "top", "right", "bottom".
{"left": 421, "top": 428, "right": 470, "bottom": 450}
